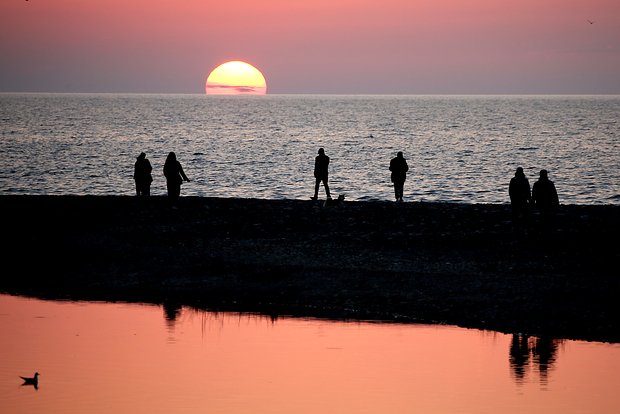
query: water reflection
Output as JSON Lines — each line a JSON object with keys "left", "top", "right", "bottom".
{"left": 168, "top": 307, "right": 566, "bottom": 387}
{"left": 162, "top": 301, "right": 182, "bottom": 327}
{"left": 1, "top": 294, "right": 619, "bottom": 414}
{"left": 168, "top": 306, "right": 566, "bottom": 388}
{"left": 509, "top": 334, "right": 563, "bottom": 387}
{"left": 162, "top": 301, "right": 183, "bottom": 344}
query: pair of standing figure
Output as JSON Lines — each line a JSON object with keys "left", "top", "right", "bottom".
{"left": 312, "top": 148, "right": 409, "bottom": 202}
{"left": 133, "top": 152, "right": 190, "bottom": 199}
{"left": 509, "top": 167, "right": 559, "bottom": 220}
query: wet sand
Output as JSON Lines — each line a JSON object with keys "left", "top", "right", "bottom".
{"left": 1, "top": 195, "right": 618, "bottom": 343}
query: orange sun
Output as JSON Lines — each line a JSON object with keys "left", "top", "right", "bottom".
{"left": 205, "top": 61, "right": 267, "bottom": 95}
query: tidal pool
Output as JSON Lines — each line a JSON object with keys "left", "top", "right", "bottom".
{"left": 1, "top": 294, "right": 618, "bottom": 413}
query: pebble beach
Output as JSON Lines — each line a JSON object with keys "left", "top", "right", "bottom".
{"left": 2, "top": 195, "right": 618, "bottom": 343}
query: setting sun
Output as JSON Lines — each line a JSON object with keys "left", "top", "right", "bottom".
{"left": 205, "top": 61, "right": 267, "bottom": 95}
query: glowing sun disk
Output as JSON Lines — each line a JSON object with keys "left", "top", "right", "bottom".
{"left": 206, "top": 61, "right": 267, "bottom": 95}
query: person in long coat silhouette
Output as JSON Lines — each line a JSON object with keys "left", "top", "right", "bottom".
{"left": 532, "top": 169, "right": 559, "bottom": 213}
{"left": 509, "top": 167, "right": 531, "bottom": 220}
{"left": 133, "top": 152, "right": 153, "bottom": 196}
{"left": 163, "top": 152, "right": 190, "bottom": 201}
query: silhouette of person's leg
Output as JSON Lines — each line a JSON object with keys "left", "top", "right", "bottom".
{"left": 136, "top": 182, "right": 141, "bottom": 196}
{"left": 167, "top": 182, "right": 181, "bottom": 200}
{"left": 323, "top": 178, "right": 331, "bottom": 198}
{"left": 314, "top": 178, "right": 321, "bottom": 199}
{"left": 394, "top": 181, "right": 404, "bottom": 201}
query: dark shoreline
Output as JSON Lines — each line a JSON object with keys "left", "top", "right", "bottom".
{"left": 1, "top": 195, "right": 618, "bottom": 343}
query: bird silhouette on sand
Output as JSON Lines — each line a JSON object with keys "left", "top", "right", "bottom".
{"left": 20, "top": 372, "right": 39, "bottom": 390}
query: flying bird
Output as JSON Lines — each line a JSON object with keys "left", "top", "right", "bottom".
{"left": 20, "top": 372, "right": 39, "bottom": 389}
{"left": 587, "top": 20, "right": 595, "bottom": 24}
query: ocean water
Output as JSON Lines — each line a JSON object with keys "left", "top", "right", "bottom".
{"left": 1, "top": 93, "right": 618, "bottom": 204}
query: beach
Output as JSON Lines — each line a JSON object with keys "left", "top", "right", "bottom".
{"left": 2, "top": 195, "right": 618, "bottom": 343}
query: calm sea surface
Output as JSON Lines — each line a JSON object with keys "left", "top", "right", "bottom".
{"left": 1, "top": 94, "right": 619, "bottom": 204}
{"left": 1, "top": 294, "right": 619, "bottom": 414}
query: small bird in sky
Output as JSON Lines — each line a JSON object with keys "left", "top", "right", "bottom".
{"left": 587, "top": 19, "right": 595, "bottom": 24}
{"left": 20, "top": 372, "right": 39, "bottom": 390}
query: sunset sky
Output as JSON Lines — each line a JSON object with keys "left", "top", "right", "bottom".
{"left": 1, "top": 0, "right": 619, "bottom": 94}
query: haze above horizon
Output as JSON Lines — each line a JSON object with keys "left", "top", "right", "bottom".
{"left": 1, "top": 0, "right": 619, "bottom": 94}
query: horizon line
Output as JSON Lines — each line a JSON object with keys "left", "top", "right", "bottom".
{"left": 2, "top": 91, "right": 620, "bottom": 97}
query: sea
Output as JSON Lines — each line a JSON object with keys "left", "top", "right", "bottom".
{"left": 1, "top": 93, "right": 619, "bottom": 204}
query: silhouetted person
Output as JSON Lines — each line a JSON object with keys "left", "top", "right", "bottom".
{"left": 508, "top": 335, "right": 561, "bottom": 386}
{"left": 133, "top": 152, "right": 153, "bottom": 196}
{"left": 312, "top": 148, "right": 331, "bottom": 200}
{"left": 163, "top": 301, "right": 182, "bottom": 330}
{"left": 509, "top": 334, "right": 530, "bottom": 383}
{"left": 389, "top": 151, "right": 409, "bottom": 202}
{"left": 509, "top": 167, "right": 531, "bottom": 221}
{"left": 532, "top": 169, "right": 559, "bottom": 214}
{"left": 531, "top": 337, "right": 560, "bottom": 386}
{"left": 163, "top": 152, "right": 190, "bottom": 201}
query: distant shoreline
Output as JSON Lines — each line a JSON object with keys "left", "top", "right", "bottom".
{"left": 2, "top": 195, "right": 618, "bottom": 343}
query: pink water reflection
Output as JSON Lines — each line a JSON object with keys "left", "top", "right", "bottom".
{"left": 1, "top": 294, "right": 619, "bottom": 413}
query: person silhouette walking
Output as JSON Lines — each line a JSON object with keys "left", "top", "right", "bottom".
{"left": 133, "top": 152, "right": 153, "bottom": 196}
{"left": 312, "top": 148, "right": 331, "bottom": 200}
{"left": 532, "top": 169, "right": 559, "bottom": 214}
{"left": 509, "top": 167, "right": 531, "bottom": 221}
{"left": 163, "top": 152, "right": 190, "bottom": 201}
{"left": 389, "top": 151, "right": 409, "bottom": 202}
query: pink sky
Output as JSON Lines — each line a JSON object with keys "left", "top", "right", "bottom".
{"left": 1, "top": 0, "right": 619, "bottom": 93}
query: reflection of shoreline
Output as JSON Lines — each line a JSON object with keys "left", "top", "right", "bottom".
{"left": 162, "top": 303, "right": 277, "bottom": 339}
{"left": 163, "top": 309, "right": 566, "bottom": 386}
{"left": 510, "top": 334, "right": 563, "bottom": 386}
{"left": 3, "top": 195, "right": 619, "bottom": 344}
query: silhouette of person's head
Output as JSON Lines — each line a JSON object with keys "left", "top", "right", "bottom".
{"left": 397, "top": 151, "right": 404, "bottom": 158}
{"left": 138, "top": 152, "right": 146, "bottom": 160}
{"left": 318, "top": 148, "right": 325, "bottom": 155}
{"left": 515, "top": 167, "right": 524, "bottom": 177}
{"left": 539, "top": 169, "right": 548, "bottom": 180}
{"left": 166, "top": 152, "right": 176, "bottom": 162}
